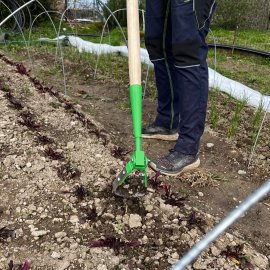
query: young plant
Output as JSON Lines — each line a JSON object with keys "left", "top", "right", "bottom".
{"left": 180, "top": 210, "right": 207, "bottom": 234}
{"left": 64, "top": 102, "right": 76, "bottom": 114}
{"left": 89, "top": 236, "right": 140, "bottom": 252}
{"left": 44, "top": 147, "right": 64, "bottom": 161}
{"left": 80, "top": 206, "right": 98, "bottom": 222}
{"left": 111, "top": 145, "right": 130, "bottom": 159}
{"left": 16, "top": 63, "right": 29, "bottom": 75}
{"left": 210, "top": 102, "right": 219, "bottom": 130}
{"left": 18, "top": 111, "right": 40, "bottom": 130}
{"left": 160, "top": 183, "right": 189, "bottom": 207}
{"left": 222, "top": 92, "right": 234, "bottom": 107}
{"left": 209, "top": 90, "right": 220, "bottom": 130}
{"left": 57, "top": 163, "right": 81, "bottom": 180}
{"left": 210, "top": 172, "right": 229, "bottom": 182}
{"left": 221, "top": 244, "right": 254, "bottom": 270}
{"left": 4, "top": 92, "right": 24, "bottom": 110}
{"left": 249, "top": 101, "right": 264, "bottom": 144}
{"left": 62, "top": 185, "right": 90, "bottom": 201}
{"left": 0, "top": 227, "right": 14, "bottom": 242}
{"left": 35, "top": 133, "right": 54, "bottom": 145}
{"left": 6, "top": 260, "right": 29, "bottom": 270}
{"left": 73, "top": 185, "right": 90, "bottom": 200}
{"left": 148, "top": 171, "right": 162, "bottom": 190}
{"left": 227, "top": 98, "right": 248, "bottom": 138}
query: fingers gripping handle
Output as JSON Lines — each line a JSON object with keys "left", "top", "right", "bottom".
{"left": 127, "top": 0, "right": 141, "bottom": 85}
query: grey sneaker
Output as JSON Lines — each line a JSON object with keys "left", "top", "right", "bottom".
{"left": 142, "top": 123, "right": 178, "bottom": 141}
{"left": 149, "top": 149, "right": 200, "bottom": 176}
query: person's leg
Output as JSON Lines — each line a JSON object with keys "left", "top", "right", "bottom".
{"left": 149, "top": 0, "right": 216, "bottom": 175}
{"left": 143, "top": 0, "right": 179, "bottom": 140}
{"left": 171, "top": 0, "right": 216, "bottom": 155}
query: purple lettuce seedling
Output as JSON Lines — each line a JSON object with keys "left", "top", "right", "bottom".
{"left": 89, "top": 236, "right": 140, "bottom": 252}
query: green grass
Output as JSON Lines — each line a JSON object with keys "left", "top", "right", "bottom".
{"left": 18, "top": 19, "right": 128, "bottom": 46}
{"left": 209, "top": 90, "right": 220, "bottom": 130}
{"left": 208, "top": 49, "right": 270, "bottom": 95}
{"left": 210, "top": 172, "right": 229, "bottom": 182}
{"left": 249, "top": 101, "right": 265, "bottom": 143}
{"left": 208, "top": 27, "right": 270, "bottom": 52}
{"left": 1, "top": 21, "right": 269, "bottom": 138}
{"left": 227, "top": 98, "right": 248, "bottom": 138}
{"left": 4, "top": 20, "right": 269, "bottom": 96}
{"left": 1, "top": 28, "right": 269, "bottom": 153}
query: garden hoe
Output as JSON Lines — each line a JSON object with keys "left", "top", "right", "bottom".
{"left": 112, "top": 0, "right": 149, "bottom": 197}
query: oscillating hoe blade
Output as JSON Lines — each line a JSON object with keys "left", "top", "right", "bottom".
{"left": 112, "top": 169, "right": 129, "bottom": 197}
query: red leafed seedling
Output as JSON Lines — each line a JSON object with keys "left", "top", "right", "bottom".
{"left": 6, "top": 260, "right": 29, "bottom": 270}
{"left": 4, "top": 92, "right": 24, "bottom": 110}
{"left": 99, "top": 131, "right": 109, "bottom": 146}
{"left": 34, "top": 133, "right": 54, "bottom": 145}
{"left": 29, "top": 77, "right": 46, "bottom": 94}
{"left": 57, "top": 163, "right": 81, "bottom": 180}
{"left": 62, "top": 185, "right": 90, "bottom": 200}
{"left": 180, "top": 210, "right": 207, "bottom": 234}
{"left": 89, "top": 236, "right": 140, "bottom": 253}
{"left": 148, "top": 171, "right": 162, "bottom": 190}
{"left": 160, "top": 183, "right": 189, "bottom": 207}
{"left": 16, "top": 63, "right": 29, "bottom": 75}
{"left": 0, "top": 227, "right": 14, "bottom": 243}
{"left": 44, "top": 147, "right": 64, "bottom": 160}
{"left": 74, "top": 185, "right": 90, "bottom": 200}
{"left": 18, "top": 111, "right": 40, "bottom": 130}
{"left": 64, "top": 102, "right": 76, "bottom": 113}
{"left": 111, "top": 145, "right": 131, "bottom": 159}
{"left": 221, "top": 244, "right": 254, "bottom": 270}
{"left": 80, "top": 206, "right": 98, "bottom": 222}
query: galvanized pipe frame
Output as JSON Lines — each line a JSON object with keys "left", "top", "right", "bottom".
{"left": 0, "top": 0, "right": 34, "bottom": 29}
{"left": 172, "top": 178, "right": 270, "bottom": 270}
{"left": 2, "top": 5, "right": 270, "bottom": 269}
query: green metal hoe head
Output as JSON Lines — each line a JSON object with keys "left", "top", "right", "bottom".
{"left": 112, "top": 151, "right": 148, "bottom": 197}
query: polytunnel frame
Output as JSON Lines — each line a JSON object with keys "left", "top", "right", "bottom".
{"left": 28, "top": 10, "right": 78, "bottom": 96}
{"left": 0, "top": 0, "right": 69, "bottom": 94}
{"left": 1, "top": 4, "right": 270, "bottom": 268}
{"left": 172, "top": 178, "right": 270, "bottom": 270}
{"left": 0, "top": 0, "right": 32, "bottom": 66}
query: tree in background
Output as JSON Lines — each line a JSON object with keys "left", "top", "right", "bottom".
{"left": 103, "top": 0, "right": 145, "bottom": 28}
{"left": 213, "top": 0, "right": 254, "bottom": 29}
{"left": 213, "top": 0, "right": 270, "bottom": 30}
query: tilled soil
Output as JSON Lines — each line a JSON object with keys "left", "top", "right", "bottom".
{"left": 0, "top": 51, "right": 269, "bottom": 270}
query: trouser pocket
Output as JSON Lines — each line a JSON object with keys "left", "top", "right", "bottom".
{"left": 145, "top": 0, "right": 167, "bottom": 61}
{"left": 171, "top": 0, "right": 201, "bottom": 67}
{"left": 194, "top": 0, "right": 216, "bottom": 29}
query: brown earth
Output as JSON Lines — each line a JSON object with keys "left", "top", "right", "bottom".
{"left": 0, "top": 49, "right": 269, "bottom": 270}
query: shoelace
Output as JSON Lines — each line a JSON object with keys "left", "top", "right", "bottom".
{"left": 158, "top": 149, "right": 178, "bottom": 169}
{"left": 166, "top": 149, "right": 179, "bottom": 161}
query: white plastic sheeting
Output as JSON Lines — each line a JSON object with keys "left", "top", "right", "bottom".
{"left": 209, "top": 70, "right": 270, "bottom": 112}
{"left": 40, "top": 36, "right": 270, "bottom": 112}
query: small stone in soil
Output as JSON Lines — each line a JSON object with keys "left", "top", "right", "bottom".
{"left": 51, "top": 251, "right": 61, "bottom": 259}
{"left": 198, "top": 192, "right": 204, "bottom": 197}
{"left": 238, "top": 170, "right": 247, "bottom": 175}
{"left": 206, "top": 143, "right": 214, "bottom": 148}
{"left": 129, "top": 214, "right": 142, "bottom": 228}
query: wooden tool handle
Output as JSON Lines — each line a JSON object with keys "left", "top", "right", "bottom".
{"left": 127, "top": 0, "right": 141, "bottom": 85}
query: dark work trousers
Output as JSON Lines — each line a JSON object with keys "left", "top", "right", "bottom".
{"left": 145, "top": 0, "right": 216, "bottom": 155}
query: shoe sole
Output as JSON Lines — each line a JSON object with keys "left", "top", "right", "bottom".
{"left": 142, "top": 133, "right": 178, "bottom": 141}
{"left": 149, "top": 158, "right": 200, "bottom": 176}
